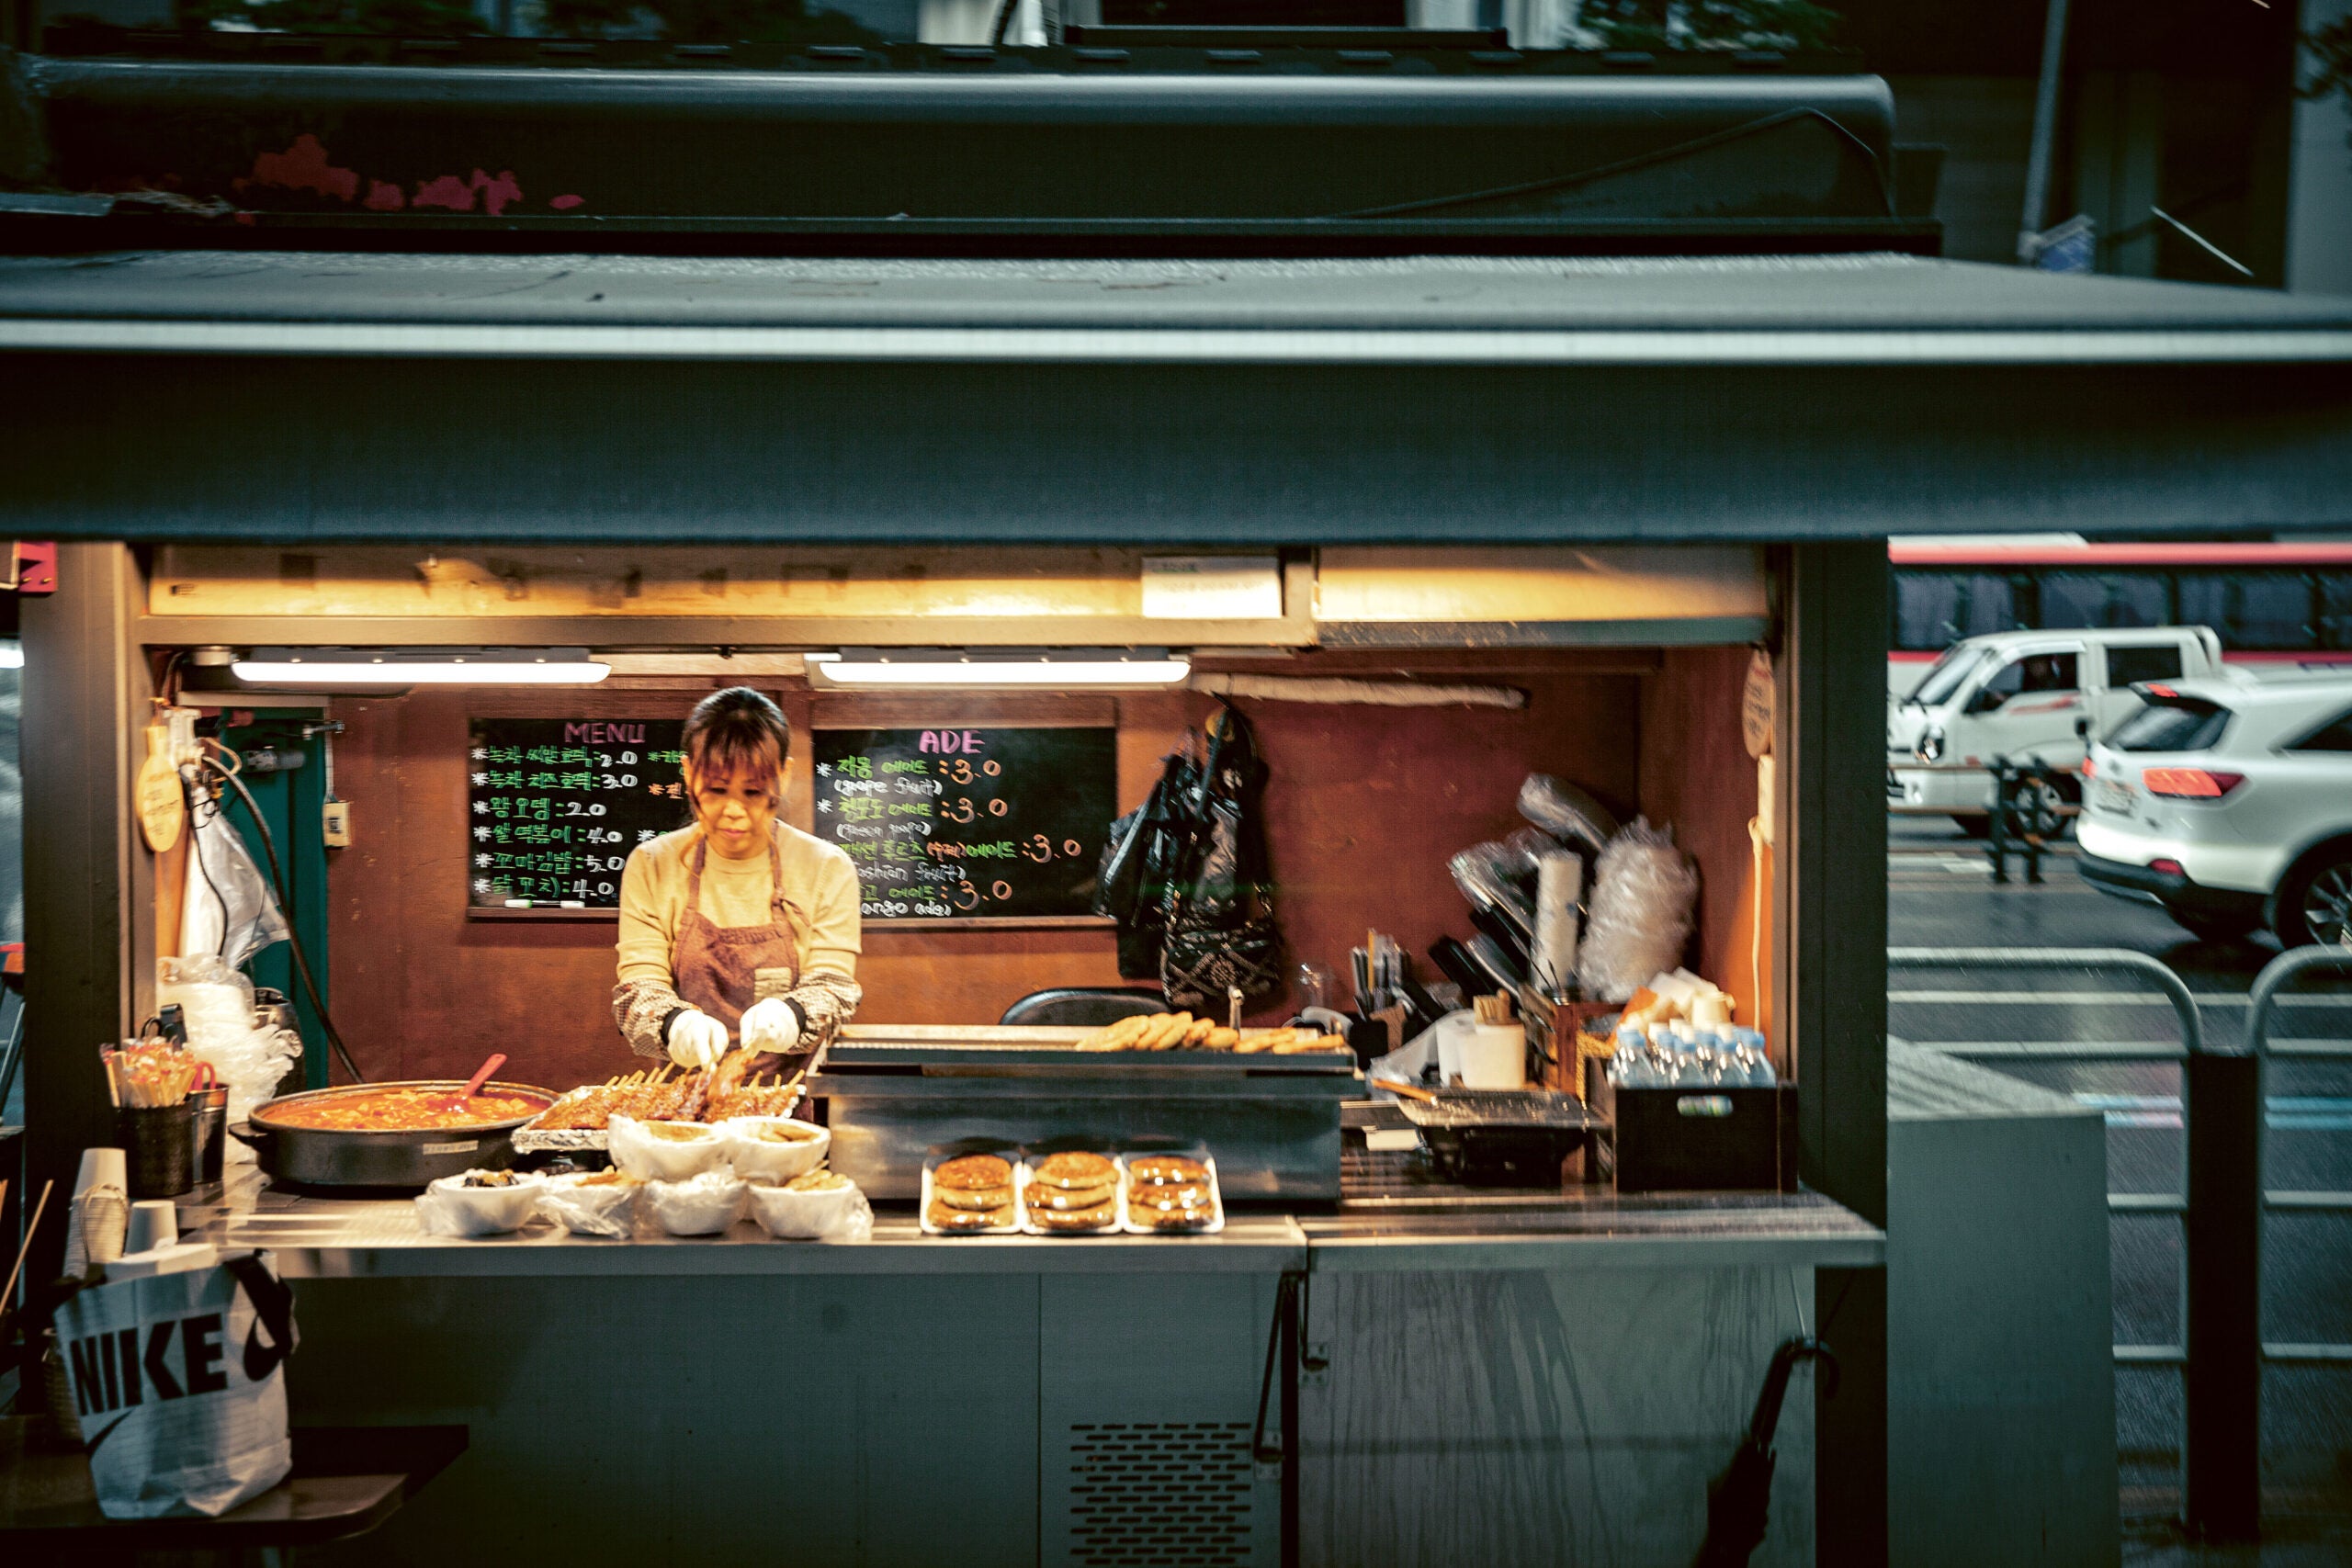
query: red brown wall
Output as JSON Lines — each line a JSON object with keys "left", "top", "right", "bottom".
{"left": 323, "top": 652, "right": 1757, "bottom": 1093}
{"left": 1636, "top": 646, "right": 1775, "bottom": 1042}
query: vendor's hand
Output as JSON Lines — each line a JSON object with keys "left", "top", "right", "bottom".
{"left": 666, "top": 1009, "right": 728, "bottom": 1069}
{"left": 738, "top": 997, "right": 800, "bottom": 1056}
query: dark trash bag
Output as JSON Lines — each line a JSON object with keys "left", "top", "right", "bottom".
{"left": 1160, "top": 705, "right": 1284, "bottom": 1008}
{"left": 1094, "top": 742, "right": 1202, "bottom": 980}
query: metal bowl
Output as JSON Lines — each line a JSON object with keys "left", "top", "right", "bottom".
{"left": 236, "top": 1079, "right": 558, "bottom": 1189}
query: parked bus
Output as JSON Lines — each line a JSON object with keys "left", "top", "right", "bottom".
{"left": 1889, "top": 536, "right": 2352, "bottom": 695}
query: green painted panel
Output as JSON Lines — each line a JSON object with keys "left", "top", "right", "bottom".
{"left": 217, "top": 719, "right": 333, "bottom": 1089}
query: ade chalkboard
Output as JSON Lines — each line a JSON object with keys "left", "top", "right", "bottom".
{"left": 813, "top": 726, "right": 1117, "bottom": 923}
{"left": 467, "top": 717, "right": 691, "bottom": 914}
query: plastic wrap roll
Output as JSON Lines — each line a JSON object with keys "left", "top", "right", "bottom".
{"left": 1532, "top": 852, "right": 1583, "bottom": 996}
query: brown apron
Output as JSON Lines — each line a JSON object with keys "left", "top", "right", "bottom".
{"left": 673, "top": 832, "right": 811, "bottom": 1077}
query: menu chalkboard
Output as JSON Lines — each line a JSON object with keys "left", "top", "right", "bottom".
{"left": 467, "top": 717, "right": 691, "bottom": 914}
{"left": 813, "top": 726, "right": 1117, "bottom": 922}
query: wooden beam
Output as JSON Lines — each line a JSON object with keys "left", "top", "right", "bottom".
{"left": 1785, "top": 539, "right": 1890, "bottom": 1568}
{"left": 21, "top": 543, "right": 153, "bottom": 1261}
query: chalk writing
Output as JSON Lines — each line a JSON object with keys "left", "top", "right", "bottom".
{"left": 468, "top": 717, "right": 689, "bottom": 910}
{"left": 812, "top": 727, "right": 1114, "bottom": 921}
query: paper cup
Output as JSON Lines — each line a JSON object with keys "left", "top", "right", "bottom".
{"left": 74, "top": 1147, "right": 128, "bottom": 1201}
{"left": 1433, "top": 1012, "right": 1476, "bottom": 1085}
{"left": 1455, "top": 1023, "right": 1528, "bottom": 1090}
{"left": 124, "top": 1200, "right": 178, "bottom": 1254}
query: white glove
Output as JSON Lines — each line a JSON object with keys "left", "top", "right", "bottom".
{"left": 738, "top": 997, "right": 801, "bottom": 1056}
{"left": 666, "top": 1009, "right": 729, "bottom": 1069}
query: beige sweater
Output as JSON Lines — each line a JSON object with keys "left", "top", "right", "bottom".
{"left": 610, "top": 822, "right": 863, "bottom": 1058}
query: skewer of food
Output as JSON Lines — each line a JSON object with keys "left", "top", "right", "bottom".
{"left": 1074, "top": 1013, "right": 1341, "bottom": 1055}
{"left": 527, "top": 1052, "right": 805, "bottom": 1133}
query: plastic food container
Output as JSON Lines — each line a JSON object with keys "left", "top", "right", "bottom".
{"left": 1118, "top": 1145, "right": 1225, "bottom": 1236}
{"left": 643, "top": 1170, "right": 747, "bottom": 1236}
{"left": 919, "top": 1144, "right": 1023, "bottom": 1236}
{"left": 746, "top": 1171, "right": 866, "bottom": 1240}
{"left": 721, "top": 1116, "right": 831, "bottom": 1183}
{"left": 1017, "top": 1145, "right": 1123, "bottom": 1236}
{"left": 607, "top": 1115, "right": 731, "bottom": 1182}
{"left": 413, "top": 1170, "right": 546, "bottom": 1236}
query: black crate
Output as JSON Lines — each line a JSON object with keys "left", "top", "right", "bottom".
{"left": 1588, "top": 1074, "right": 1798, "bottom": 1193}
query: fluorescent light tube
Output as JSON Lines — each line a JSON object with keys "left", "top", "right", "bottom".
{"left": 809, "top": 649, "right": 1191, "bottom": 688}
{"left": 231, "top": 648, "right": 611, "bottom": 686}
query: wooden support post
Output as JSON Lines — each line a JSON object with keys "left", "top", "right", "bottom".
{"left": 1783, "top": 541, "right": 1891, "bottom": 1567}
{"left": 20, "top": 543, "right": 153, "bottom": 1269}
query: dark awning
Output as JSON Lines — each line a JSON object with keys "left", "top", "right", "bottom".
{"left": 4, "top": 251, "right": 2349, "bottom": 544}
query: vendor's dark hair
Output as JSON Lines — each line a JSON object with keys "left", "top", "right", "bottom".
{"left": 684, "top": 687, "right": 790, "bottom": 789}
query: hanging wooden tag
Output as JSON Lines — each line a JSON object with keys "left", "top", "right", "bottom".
{"left": 137, "top": 724, "right": 186, "bottom": 853}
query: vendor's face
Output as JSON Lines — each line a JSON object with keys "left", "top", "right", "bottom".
{"left": 684, "top": 760, "right": 779, "bottom": 860}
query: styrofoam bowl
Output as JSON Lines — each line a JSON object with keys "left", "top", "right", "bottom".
{"left": 414, "top": 1171, "right": 545, "bottom": 1236}
{"left": 607, "top": 1115, "right": 731, "bottom": 1181}
{"left": 720, "top": 1117, "right": 831, "bottom": 1182}
{"left": 746, "top": 1175, "right": 861, "bottom": 1240}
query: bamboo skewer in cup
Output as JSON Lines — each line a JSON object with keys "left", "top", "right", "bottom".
{"left": 107, "top": 1041, "right": 201, "bottom": 1200}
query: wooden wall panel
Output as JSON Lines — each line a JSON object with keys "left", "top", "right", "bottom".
{"left": 1637, "top": 646, "right": 1774, "bottom": 1045}
{"left": 324, "top": 660, "right": 1706, "bottom": 1091}
{"left": 1227, "top": 674, "right": 1641, "bottom": 1011}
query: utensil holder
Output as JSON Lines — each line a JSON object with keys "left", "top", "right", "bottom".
{"left": 188, "top": 1086, "right": 230, "bottom": 1186}
{"left": 119, "top": 1105, "right": 195, "bottom": 1200}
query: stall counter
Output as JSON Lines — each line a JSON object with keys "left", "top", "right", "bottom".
{"left": 171, "top": 1168, "right": 1881, "bottom": 1277}
{"left": 160, "top": 1172, "right": 1875, "bottom": 1568}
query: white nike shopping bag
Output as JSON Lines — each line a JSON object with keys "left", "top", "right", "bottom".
{"left": 54, "top": 1250, "right": 300, "bottom": 1518}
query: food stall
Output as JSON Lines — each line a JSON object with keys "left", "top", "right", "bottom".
{"left": 6, "top": 247, "right": 2352, "bottom": 1568}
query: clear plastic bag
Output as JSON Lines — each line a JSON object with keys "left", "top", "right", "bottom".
{"left": 643, "top": 1171, "right": 747, "bottom": 1236}
{"left": 179, "top": 801, "right": 288, "bottom": 969}
{"left": 157, "top": 955, "right": 254, "bottom": 1046}
{"left": 535, "top": 1173, "right": 641, "bottom": 1238}
{"left": 1517, "top": 774, "right": 1621, "bottom": 858}
{"left": 163, "top": 958, "right": 300, "bottom": 1149}
{"left": 1576, "top": 818, "right": 1699, "bottom": 1004}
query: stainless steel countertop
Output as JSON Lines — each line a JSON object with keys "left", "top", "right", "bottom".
{"left": 175, "top": 1168, "right": 1882, "bottom": 1279}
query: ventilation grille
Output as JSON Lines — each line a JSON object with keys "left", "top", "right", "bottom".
{"left": 1067, "top": 1421, "right": 1259, "bottom": 1567}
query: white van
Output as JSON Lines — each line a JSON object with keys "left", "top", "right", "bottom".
{"left": 1886, "top": 626, "right": 2225, "bottom": 832}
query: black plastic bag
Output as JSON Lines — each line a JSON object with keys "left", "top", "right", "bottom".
{"left": 1160, "top": 706, "right": 1284, "bottom": 1006}
{"left": 1094, "top": 742, "right": 1202, "bottom": 980}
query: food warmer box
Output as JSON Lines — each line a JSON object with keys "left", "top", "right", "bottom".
{"left": 807, "top": 1025, "right": 1360, "bottom": 1201}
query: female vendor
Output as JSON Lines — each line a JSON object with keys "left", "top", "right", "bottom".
{"left": 613, "top": 687, "right": 863, "bottom": 1073}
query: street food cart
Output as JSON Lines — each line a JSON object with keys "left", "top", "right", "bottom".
{"left": 4, "top": 48, "right": 2352, "bottom": 1568}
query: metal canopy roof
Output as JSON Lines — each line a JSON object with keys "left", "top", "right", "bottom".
{"left": 5, "top": 251, "right": 2352, "bottom": 362}
{"left": 3, "top": 250, "right": 2349, "bottom": 545}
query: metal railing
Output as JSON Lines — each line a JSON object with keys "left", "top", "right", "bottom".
{"left": 1894, "top": 942, "right": 2352, "bottom": 1541}
{"left": 2252, "top": 946, "right": 2352, "bottom": 1373}
{"left": 1888, "top": 947, "right": 2222, "bottom": 1530}
{"left": 1890, "top": 947, "right": 2200, "bottom": 1368}
{"left": 1886, "top": 760, "right": 2082, "bottom": 883}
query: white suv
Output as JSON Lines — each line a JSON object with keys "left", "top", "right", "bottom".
{"left": 2077, "top": 674, "right": 2352, "bottom": 946}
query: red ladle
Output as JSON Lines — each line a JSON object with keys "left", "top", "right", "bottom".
{"left": 460, "top": 1053, "right": 508, "bottom": 1102}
